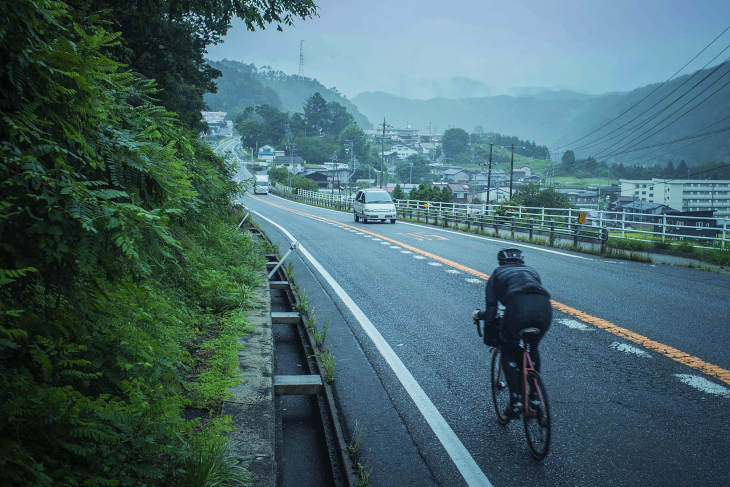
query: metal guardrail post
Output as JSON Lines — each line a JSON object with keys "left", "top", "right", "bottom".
{"left": 723, "top": 219, "right": 728, "bottom": 248}
{"left": 238, "top": 211, "right": 250, "bottom": 228}
{"left": 511, "top": 216, "right": 516, "bottom": 239}
{"left": 621, "top": 212, "right": 626, "bottom": 238}
{"left": 550, "top": 219, "right": 555, "bottom": 244}
{"left": 601, "top": 227, "right": 609, "bottom": 254}
{"left": 662, "top": 214, "right": 667, "bottom": 243}
{"left": 268, "top": 241, "right": 298, "bottom": 280}
{"left": 574, "top": 224, "right": 581, "bottom": 247}
{"left": 529, "top": 219, "right": 534, "bottom": 240}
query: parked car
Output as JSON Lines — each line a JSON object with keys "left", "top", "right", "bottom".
{"left": 353, "top": 188, "right": 397, "bottom": 224}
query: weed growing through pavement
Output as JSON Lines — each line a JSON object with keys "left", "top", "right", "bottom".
{"left": 348, "top": 420, "right": 366, "bottom": 455}
{"left": 317, "top": 346, "right": 336, "bottom": 382}
{"left": 312, "top": 315, "right": 330, "bottom": 348}
{"left": 356, "top": 462, "right": 373, "bottom": 487}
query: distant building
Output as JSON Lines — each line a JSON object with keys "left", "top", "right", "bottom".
{"left": 258, "top": 145, "right": 275, "bottom": 163}
{"left": 620, "top": 178, "right": 730, "bottom": 217}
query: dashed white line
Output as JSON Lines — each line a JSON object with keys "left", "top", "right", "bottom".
{"left": 675, "top": 374, "right": 730, "bottom": 398}
{"left": 610, "top": 342, "right": 652, "bottom": 358}
{"left": 428, "top": 262, "right": 443, "bottom": 266}
{"left": 401, "top": 251, "right": 412, "bottom": 254}
{"left": 414, "top": 256, "right": 427, "bottom": 260}
{"left": 446, "top": 269, "right": 461, "bottom": 274}
{"left": 465, "top": 278, "right": 482, "bottom": 284}
{"left": 558, "top": 318, "right": 592, "bottom": 331}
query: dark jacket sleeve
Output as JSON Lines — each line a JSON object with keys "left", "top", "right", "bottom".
{"left": 477, "top": 277, "right": 499, "bottom": 323}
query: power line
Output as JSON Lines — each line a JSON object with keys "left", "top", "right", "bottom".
{"left": 556, "top": 24, "right": 730, "bottom": 152}
{"left": 568, "top": 49, "right": 730, "bottom": 156}
{"left": 596, "top": 68, "right": 730, "bottom": 160}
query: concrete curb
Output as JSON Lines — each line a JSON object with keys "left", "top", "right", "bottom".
{"left": 223, "top": 264, "right": 275, "bottom": 486}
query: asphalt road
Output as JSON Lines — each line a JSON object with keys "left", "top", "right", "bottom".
{"left": 228, "top": 156, "right": 730, "bottom": 487}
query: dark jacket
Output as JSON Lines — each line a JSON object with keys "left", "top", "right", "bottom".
{"left": 478, "top": 263, "right": 549, "bottom": 323}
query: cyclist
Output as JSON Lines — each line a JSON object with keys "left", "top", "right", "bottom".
{"left": 472, "top": 248, "right": 552, "bottom": 418}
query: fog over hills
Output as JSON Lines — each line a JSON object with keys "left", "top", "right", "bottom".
{"left": 351, "top": 66, "right": 730, "bottom": 166}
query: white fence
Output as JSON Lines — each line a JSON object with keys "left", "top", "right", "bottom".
{"left": 271, "top": 183, "right": 729, "bottom": 249}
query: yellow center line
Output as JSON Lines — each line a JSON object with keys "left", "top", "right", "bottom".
{"left": 249, "top": 195, "right": 730, "bottom": 387}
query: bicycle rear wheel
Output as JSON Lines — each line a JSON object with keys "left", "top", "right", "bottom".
{"left": 490, "top": 348, "right": 510, "bottom": 425}
{"left": 523, "top": 370, "right": 551, "bottom": 460}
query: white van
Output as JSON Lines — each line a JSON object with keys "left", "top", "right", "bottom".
{"left": 353, "top": 188, "right": 397, "bottom": 224}
{"left": 254, "top": 175, "right": 269, "bottom": 195}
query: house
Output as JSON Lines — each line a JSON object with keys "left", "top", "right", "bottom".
{"left": 379, "top": 151, "right": 399, "bottom": 164}
{"left": 273, "top": 155, "right": 305, "bottom": 173}
{"left": 656, "top": 210, "right": 720, "bottom": 240}
{"left": 392, "top": 128, "right": 420, "bottom": 143}
{"left": 258, "top": 145, "right": 275, "bottom": 163}
{"left": 300, "top": 169, "right": 330, "bottom": 188}
{"left": 442, "top": 168, "right": 470, "bottom": 183}
{"left": 622, "top": 201, "right": 677, "bottom": 223}
{"left": 557, "top": 190, "right": 599, "bottom": 207}
{"left": 447, "top": 183, "right": 469, "bottom": 203}
{"left": 389, "top": 144, "right": 419, "bottom": 160}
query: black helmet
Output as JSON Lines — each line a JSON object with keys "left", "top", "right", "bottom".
{"left": 498, "top": 248, "right": 524, "bottom": 264}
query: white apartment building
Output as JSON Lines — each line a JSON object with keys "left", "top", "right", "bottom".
{"left": 620, "top": 179, "right": 730, "bottom": 217}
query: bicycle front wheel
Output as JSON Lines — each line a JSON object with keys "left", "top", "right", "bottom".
{"left": 523, "top": 370, "right": 551, "bottom": 460}
{"left": 490, "top": 348, "right": 510, "bottom": 425}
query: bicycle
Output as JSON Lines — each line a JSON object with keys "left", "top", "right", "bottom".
{"left": 489, "top": 327, "right": 551, "bottom": 460}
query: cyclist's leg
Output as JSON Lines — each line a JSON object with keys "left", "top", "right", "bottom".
{"left": 500, "top": 341, "right": 522, "bottom": 407}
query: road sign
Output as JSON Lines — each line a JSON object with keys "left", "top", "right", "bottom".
{"left": 578, "top": 212, "right": 587, "bottom": 224}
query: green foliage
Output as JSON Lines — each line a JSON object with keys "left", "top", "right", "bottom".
{"left": 395, "top": 154, "right": 432, "bottom": 185}
{"left": 291, "top": 175, "right": 320, "bottom": 192}
{"left": 0, "top": 0, "right": 275, "bottom": 484}
{"left": 408, "top": 184, "right": 451, "bottom": 203}
{"left": 392, "top": 184, "right": 405, "bottom": 200}
{"left": 183, "top": 437, "right": 253, "bottom": 487}
{"left": 205, "top": 60, "right": 372, "bottom": 129}
{"left": 442, "top": 128, "right": 470, "bottom": 158}
{"left": 512, "top": 184, "right": 573, "bottom": 209}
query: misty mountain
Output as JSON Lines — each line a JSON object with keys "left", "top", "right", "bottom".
{"left": 204, "top": 59, "right": 372, "bottom": 129}
{"left": 352, "top": 65, "right": 730, "bottom": 166}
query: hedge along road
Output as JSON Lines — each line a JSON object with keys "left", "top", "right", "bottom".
{"left": 242, "top": 191, "right": 730, "bottom": 487}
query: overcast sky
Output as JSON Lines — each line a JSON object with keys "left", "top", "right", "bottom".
{"left": 206, "top": 0, "right": 730, "bottom": 100}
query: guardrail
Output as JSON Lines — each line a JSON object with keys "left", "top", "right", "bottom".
{"left": 269, "top": 183, "right": 729, "bottom": 249}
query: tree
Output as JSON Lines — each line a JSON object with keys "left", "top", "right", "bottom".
{"left": 513, "top": 183, "right": 543, "bottom": 207}
{"left": 291, "top": 175, "right": 319, "bottom": 192}
{"left": 676, "top": 160, "right": 689, "bottom": 178}
{"left": 328, "top": 101, "right": 356, "bottom": 135}
{"left": 442, "top": 128, "right": 470, "bottom": 158}
{"left": 562, "top": 150, "right": 576, "bottom": 170}
{"left": 395, "top": 154, "right": 431, "bottom": 184}
{"left": 392, "top": 184, "right": 405, "bottom": 200}
{"left": 338, "top": 124, "right": 371, "bottom": 165}
{"left": 304, "top": 92, "right": 329, "bottom": 134}
{"left": 70, "top": 0, "right": 318, "bottom": 133}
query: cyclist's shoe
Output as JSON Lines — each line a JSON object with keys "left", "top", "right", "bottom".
{"left": 503, "top": 402, "right": 523, "bottom": 420}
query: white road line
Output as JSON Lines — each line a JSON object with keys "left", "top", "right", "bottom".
{"left": 389, "top": 246, "right": 400, "bottom": 249}
{"left": 610, "top": 342, "right": 652, "bottom": 358}
{"left": 465, "top": 278, "right": 482, "bottom": 284}
{"left": 252, "top": 211, "right": 493, "bottom": 487}
{"left": 428, "top": 262, "right": 443, "bottom": 266}
{"left": 675, "top": 374, "right": 730, "bottom": 398}
{"left": 558, "top": 318, "right": 592, "bottom": 331}
{"left": 401, "top": 251, "right": 412, "bottom": 254}
{"left": 413, "top": 256, "right": 427, "bottom": 260}
{"left": 447, "top": 269, "right": 461, "bottom": 274}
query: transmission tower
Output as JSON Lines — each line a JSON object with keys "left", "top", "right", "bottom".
{"left": 298, "top": 40, "right": 305, "bottom": 81}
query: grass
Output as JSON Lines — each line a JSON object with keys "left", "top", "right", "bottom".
{"left": 347, "top": 421, "right": 366, "bottom": 455}
{"left": 317, "top": 346, "right": 336, "bottom": 383}
{"left": 183, "top": 441, "right": 254, "bottom": 487}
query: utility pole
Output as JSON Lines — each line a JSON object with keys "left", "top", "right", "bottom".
{"left": 380, "top": 117, "right": 387, "bottom": 188}
{"left": 486, "top": 143, "right": 493, "bottom": 204}
{"left": 509, "top": 143, "right": 515, "bottom": 200}
{"left": 298, "top": 40, "right": 305, "bottom": 82}
{"left": 409, "top": 160, "right": 413, "bottom": 184}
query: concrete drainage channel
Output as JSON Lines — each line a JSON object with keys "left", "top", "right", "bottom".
{"left": 245, "top": 223, "right": 358, "bottom": 487}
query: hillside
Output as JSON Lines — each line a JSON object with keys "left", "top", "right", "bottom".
{"left": 205, "top": 59, "right": 372, "bottom": 128}
{"left": 352, "top": 64, "right": 730, "bottom": 166}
